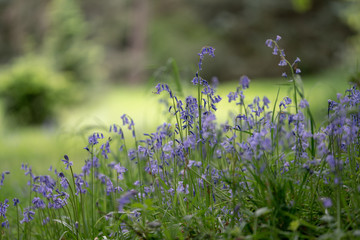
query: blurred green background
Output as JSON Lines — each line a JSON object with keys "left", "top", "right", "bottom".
{"left": 0, "top": 0, "right": 359, "bottom": 194}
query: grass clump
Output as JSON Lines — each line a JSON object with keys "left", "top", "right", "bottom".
{"left": 1, "top": 36, "right": 360, "bottom": 240}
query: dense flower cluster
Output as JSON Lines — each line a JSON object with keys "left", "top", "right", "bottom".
{"left": 0, "top": 36, "right": 359, "bottom": 239}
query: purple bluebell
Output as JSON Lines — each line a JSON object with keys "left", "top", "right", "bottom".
{"left": 13, "top": 198, "right": 19, "bottom": 206}
{"left": 114, "top": 163, "right": 127, "bottom": 180}
{"left": 128, "top": 149, "right": 136, "bottom": 161}
{"left": 20, "top": 208, "right": 35, "bottom": 223}
{"left": 187, "top": 160, "right": 202, "bottom": 168}
{"left": 326, "top": 155, "right": 336, "bottom": 170}
{"left": 43, "top": 217, "right": 50, "bottom": 225}
{"left": 88, "top": 132, "right": 104, "bottom": 145}
{"left": 106, "top": 178, "right": 114, "bottom": 195}
{"left": 265, "top": 39, "right": 273, "bottom": 48}
{"left": 100, "top": 140, "right": 111, "bottom": 159}
{"left": 278, "top": 59, "right": 287, "bottom": 66}
{"left": 279, "top": 97, "right": 292, "bottom": 110}
{"left": 0, "top": 171, "right": 9, "bottom": 187}
{"left": 293, "top": 57, "right": 301, "bottom": 64}
{"left": 1, "top": 220, "right": 9, "bottom": 228}
{"left": 299, "top": 99, "right": 309, "bottom": 109}
{"left": 197, "top": 46, "right": 215, "bottom": 70}
{"left": 155, "top": 83, "right": 174, "bottom": 98}
{"left": 272, "top": 45, "right": 279, "bottom": 55}
{"left": 74, "top": 174, "right": 88, "bottom": 194}
{"left": 32, "top": 197, "right": 46, "bottom": 209}
{"left": 0, "top": 199, "right": 9, "bottom": 219}
{"left": 240, "top": 75, "right": 250, "bottom": 89}
{"left": 61, "top": 155, "right": 72, "bottom": 170}
{"left": 211, "top": 76, "right": 219, "bottom": 88}
{"left": 263, "top": 96, "right": 270, "bottom": 109}
{"left": 60, "top": 175, "right": 69, "bottom": 189}
{"left": 121, "top": 114, "right": 136, "bottom": 138}
{"left": 321, "top": 198, "right": 332, "bottom": 208}
{"left": 177, "top": 181, "right": 189, "bottom": 194}
{"left": 227, "top": 92, "right": 238, "bottom": 103}
{"left": 118, "top": 190, "right": 138, "bottom": 211}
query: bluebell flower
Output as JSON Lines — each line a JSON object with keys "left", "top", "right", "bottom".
{"left": 162, "top": 141, "right": 173, "bottom": 152}
{"left": 0, "top": 171, "right": 9, "bottom": 187}
{"left": 61, "top": 155, "right": 72, "bottom": 170}
{"left": 321, "top": 198, "right": 332, "bottom": 208}
{"left": 326, "top": 155, "right": 336, "bottom": 170}
{"left": 13, "top": 198, "right": 19, "bottom": 207}
{"left": 263, "top": 96, "right": 270, "bottom": 109}
{"left": 32, "top": 197, "right": 46, "bottom": 209}
{"left": 100, "top": 140, "right": 111, "bottom": 159}
{"left": 240, "top": 75, "right": 250, "bottom": 89}
{"left": 75, "top": 174, "right": 88, "bottom": 195}
{"left": 88, "top": 132, "right": 104, "bottom": 145}
{"left": 265, "top": 39, "right": 273, "bottom": 48}
{"left": 211, "top": 76, "right": 219, "bottom": 88}
{"left": 82, "top": 160, "right": 91, "bottom": 175}
{"left": 117, "top": 190, "right": 138, "bottom": 211}
{"left": 299, "top": 99, "right": 309, "bottom": 109}
{"left": 293, "top": 57, "right": 301, "bottom": 64}
{"left": 59, "top": 174, "right": 69, "bottom": 189}
{"left": 20, "top": 208, "right": 35, "bottom": 223}
{"left": 177, "top": 181, "right": 189, "bottom": 194}
{"left": 187, "top": 160, "right": 202, "bottom": 168}
{"left": 278, "top": 59, "right": 287, "bottom": 66}
{"left": 43, "top": 217, "right": 50, "bottom": 225}
{"left": 279, "top": 97, "right": 292, "bottom": 110}
{"left": 227, "top": 92, "right": 238, "bottom": 103}
{"left": 128, "top": 149, "right": 136, "bottom": 161}
{"left": 155, "top": 83, "right": 174, "bottom": 98}
{"left": 0, "top": 199, "right": 9, "bottom": 219}
{"left": 272, "top": 45, "right": 279, "bottom": 55}
{"left": 1, "top": 220, "right": 9, "bottom": 228}
{"left": 198, "top": 46, "right": 215, "bottom": 70}
{"left": 121, "top": 114, "right": 136, "bottom": 138}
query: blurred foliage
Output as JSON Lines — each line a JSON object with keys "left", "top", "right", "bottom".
{"left": 341, "top": 1, "right": 360, "bottom": 61}
{"left": 44, "top": 0, "right": 102, "bottom": 85}
{"left": 0, "top": 56, "right": 70, "bottom": 126}
{"left": 340, "top": 0, "right": 360, "bottom": 86}
{"left": 0, "top": 0, "right": 356, "bottom": 85}
{"left": 181, "top": 0, "right": 354, "bottom": 79}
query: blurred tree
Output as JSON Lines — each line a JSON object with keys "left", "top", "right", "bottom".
{"left": 0, "top": 0, "right": 355, "bottom": 84}
{"left": 341, "top": 0, "right": 360, "bottom": 62}
{"left": 341, "top": 0, "right": 360, "bottom": 85}
{"left": 44, "top": 0, "right": 102, "bottom": 85}
{"left": 0, "top": 0, "right": 47, "bottom": 63}
{"left": 182, "top": 0, "right": 354, "bottom": 79}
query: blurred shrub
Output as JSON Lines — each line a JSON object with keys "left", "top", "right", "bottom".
{"left": 0, "top": 56, "right": 70, "bottom": 126}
